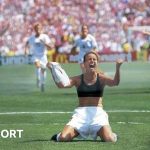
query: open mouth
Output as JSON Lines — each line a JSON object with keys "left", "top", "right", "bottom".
{"left": 89, "top": 64, "right": 95, "bottom": 68}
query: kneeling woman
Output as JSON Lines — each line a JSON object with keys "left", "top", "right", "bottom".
{"left": 48, "top": 51, "right": 123, "bottom": 142}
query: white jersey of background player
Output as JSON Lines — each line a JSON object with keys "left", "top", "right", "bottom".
{"left": 74, "top": 25, "right": 98, "bottom": 72}
{"left": 25, "top": 23, "right": 53, "bottom": 92}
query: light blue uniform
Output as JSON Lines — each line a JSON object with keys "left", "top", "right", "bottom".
{"left": 74, "top": 34, "right": 98, "bottom": 63}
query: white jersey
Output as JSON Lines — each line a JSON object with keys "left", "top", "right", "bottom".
{"left": 74, "top": 34, "right": 98, "bottom": 63}
{"left": 27, "top": 33, "right": 51, "bottom": 57}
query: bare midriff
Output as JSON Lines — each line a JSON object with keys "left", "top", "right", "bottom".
{"left": 78, "top": 97, "right": 103, "bottom": 107}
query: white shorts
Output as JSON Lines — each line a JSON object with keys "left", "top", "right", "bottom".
{"left": 32, "top": 55, "right": 48, "bottom": 69}
{"left": 66, "top": 107, "right": 109, "bottom": 140}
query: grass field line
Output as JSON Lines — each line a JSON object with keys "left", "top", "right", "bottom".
{"left": 0, "top": 110, "right": 150, "bottom": 115}
{"left": 0, "top": 122, "right": 145, "bottom": 126}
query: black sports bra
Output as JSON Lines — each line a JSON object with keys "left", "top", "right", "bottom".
{"left": 77, "top": 74, "right": 104, "bottom": 97}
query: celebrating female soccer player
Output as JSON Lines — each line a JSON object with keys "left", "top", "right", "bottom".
{"left": 48, "top": 51, "right": 123, "bottom": 142}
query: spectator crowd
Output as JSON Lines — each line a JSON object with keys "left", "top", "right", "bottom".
{"left": 0, "top": 0, "right": 150, "bottom": 56}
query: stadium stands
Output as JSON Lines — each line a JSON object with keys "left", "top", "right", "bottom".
{"left": 0, "top": 0, "right": 150, "bottom": 56}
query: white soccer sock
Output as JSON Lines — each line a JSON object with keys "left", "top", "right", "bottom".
{"left": 40, "top": 70, "right": 46, "bottom": 84}
{"left": 56, "top": 133, "right": 61, "bottom": 142}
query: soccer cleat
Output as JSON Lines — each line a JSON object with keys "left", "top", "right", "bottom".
{"left": 50, "top": 134, "right": 57, "bottom": 141}
{"left": 41, "top": 83, "right": 45, "bottom": 92}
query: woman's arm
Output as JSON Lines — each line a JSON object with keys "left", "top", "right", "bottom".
{"left": 47, "top": 62, "right": 77, "bottom": 88}
{"left": 102, "top": 59, "right": 124, "bottom": 86}
{"left": 54, "top": 76, "right": 77, "bottom": 88}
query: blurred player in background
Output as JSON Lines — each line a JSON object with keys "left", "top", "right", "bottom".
{"left": 73, "top": 25, "right": 98, "bottom": 73}
{"left": 142, "top": 29, "right": 150, "bottom": 50}
{"left": 25, "top": 23, "right": 53, "bottom": 92}
{"left": 48, "top": 51, "right": 123, "bottom": 142}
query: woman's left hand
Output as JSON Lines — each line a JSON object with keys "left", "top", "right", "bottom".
{"left": 116, "top": 59, "right": 124, "bottom": 68}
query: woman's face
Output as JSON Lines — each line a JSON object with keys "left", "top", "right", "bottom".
{"left": 34, "top": 24, "right": 42, "bottom": 34}
{"left": 84, "top": 53, "right": 98, "bottom": 72}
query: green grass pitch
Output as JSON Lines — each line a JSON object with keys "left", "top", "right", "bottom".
{"left": 0, "top": 61, "right": 150, "bottom": 150}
